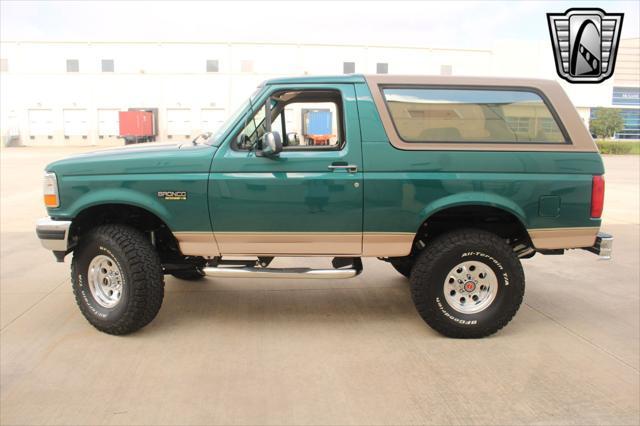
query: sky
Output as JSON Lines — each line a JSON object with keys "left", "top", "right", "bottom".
{"left": 1, "top": 0, "right": 639, "bottom": 50}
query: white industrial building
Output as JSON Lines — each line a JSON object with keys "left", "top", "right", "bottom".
{"left": 0, "top": 38, "right": 638, "bottom": 146}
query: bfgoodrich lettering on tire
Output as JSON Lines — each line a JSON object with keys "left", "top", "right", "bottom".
{"left": 71, "top": 224, "right": 164, "bottom": 335}
{"left": 410, "top": 229, "right": 524, "bottom": 338}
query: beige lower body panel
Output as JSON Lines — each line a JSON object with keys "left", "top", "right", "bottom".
{"left": 174, "top": 232, "right": 220, "bottom": 257}
{"left": 528, "top": 227, "right": 598, "bottom": 250}
{"left": 173, "top": 232, "right": 415, "bottom": 257}
{"left": 215, "top": 232, "right": 362, "bottom": 256}
{"left": 361, "top": 233, "right": 414, "bottom": 257}
{"left": 176, "top": 228, "right": 598, "bottom": 257}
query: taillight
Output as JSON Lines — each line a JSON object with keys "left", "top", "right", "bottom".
{"left": 43, "top": 172, "right": 60, "bottom": 208}
{"left": 591, "top": 175, "right": 604, "bottom": 218}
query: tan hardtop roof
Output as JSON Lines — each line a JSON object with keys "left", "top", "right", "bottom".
{"left": 264, "top": 74, "right": 564, "bottom": 88}
{"left": 364, "top": 75, "right": 598, "bottom": 152}
{"left": 363, "top": 74, "right": 563, "bottom": 88}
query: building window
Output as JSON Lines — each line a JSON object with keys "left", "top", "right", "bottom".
{"left": 0, "top": 58, "right": 7, "bottom": 72}
{"left": 539, "top": 117, "right": 560, "bottom": 134}
{"left": 66, "top": 59, "right": 79, "bottom": 72}
{"left": 592, "top": 107, "right": 640, "bottom": 140}
{"left": 206, "top": 59, "right": 219, "bottom": 72}
{"left": 612, "top": 87, "right": 640, "bottom": 106}
{"left": 506, "top": 116, "right": 531, "bottom": 133}
{"left": 376, "top": 63, "right": 388, "bottom": 74}
{"left": 241, "top": 60, "right": 253, "bottom": 73}
{"left": 101, "top": 59, "right": 114, "bottom": 72}
{"left": 440, "top": 64, "right": 452, "bottom": 75}
{"left": 343, "top": 62, "right": 355, "bottom": 74}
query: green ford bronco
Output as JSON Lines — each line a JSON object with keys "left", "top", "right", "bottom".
{"left": 37, "top": 75, "right": 612, "bottom": 338}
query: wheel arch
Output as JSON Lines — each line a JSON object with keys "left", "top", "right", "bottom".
{"left": 412, "top": 194, "right": 532, "bottom": 253}
{"left": 67, "top": 202, "right": 183, "bottom": 261}
{"left": 417, "top": 193, "right": 528, "bottom": 227}
{"left": 62, "top": 188, "right": 174, "bottom": 226}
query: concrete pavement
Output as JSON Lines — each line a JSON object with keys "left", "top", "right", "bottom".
{"left": 1, "top": 147, "right": 638, "bottom": 425}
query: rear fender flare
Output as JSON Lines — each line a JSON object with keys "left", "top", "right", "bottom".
{"left": 416, "top": 192, "right": 528, "bottom": 233}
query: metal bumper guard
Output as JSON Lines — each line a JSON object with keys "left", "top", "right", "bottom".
{"left": 36, "top": 217, "right": 72, "bottom": 252}
{"left": 585, "top": 232, "right": 613, "bottom": 259}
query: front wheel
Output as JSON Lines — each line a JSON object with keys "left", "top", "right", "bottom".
{"left": 410, "top": 229, "right": 524, "bottom": 338}
{"left": 71, "top": 224, "right": 165, "bottom": 335}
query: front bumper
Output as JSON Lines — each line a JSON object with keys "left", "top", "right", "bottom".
{"left": 36, "top": 217, "right": 72, "bottom": 252}
{"left": 584, "top": 232, "right": 613, "bottom": 259}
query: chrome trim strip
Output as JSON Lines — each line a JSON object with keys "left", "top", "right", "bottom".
{"left": 36, "top": 217, "right": 72, "bottom": 252}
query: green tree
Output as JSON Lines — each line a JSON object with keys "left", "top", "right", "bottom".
{"left": 589, "top": 108, "right": 625, "bottom": 140}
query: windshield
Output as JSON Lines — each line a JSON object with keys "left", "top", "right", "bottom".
{"left": 205, "top": 85, "right": 264, "bottom": 145}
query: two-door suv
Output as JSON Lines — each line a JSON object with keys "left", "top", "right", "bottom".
{"left": 37, "top": 75, "right": 612, "bottom": 338}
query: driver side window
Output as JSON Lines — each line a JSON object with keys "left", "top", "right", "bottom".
{"left": 273, "top": 101, "right": 341, "bottom": 150}
{"left": 234, "top": 89, "right": 344, "bottom": 151}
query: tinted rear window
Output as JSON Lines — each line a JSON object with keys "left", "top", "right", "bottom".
{"left": 382, "top": 87, "right": 567, "bottom": 144}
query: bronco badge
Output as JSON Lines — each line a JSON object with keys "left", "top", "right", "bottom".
{"left": 547, "top": 8, "right": 623, "bottom": 83}
{"left": 157, "top": 191, "right": 187, "bottom": 200}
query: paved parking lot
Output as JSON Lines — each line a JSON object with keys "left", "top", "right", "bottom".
{"left": 1, "top": 147, "right": 638, "bottom": 425}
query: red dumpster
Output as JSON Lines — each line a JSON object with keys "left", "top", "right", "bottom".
{"left": 119, "top": 111, "right": 155, "bottom": 144}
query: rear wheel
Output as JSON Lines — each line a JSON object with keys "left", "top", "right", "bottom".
{"left": 410, "top": 229, "right": 524, "bottom": 338}
{"left": 71, "top": 224, "right": 164, "bottom": 335}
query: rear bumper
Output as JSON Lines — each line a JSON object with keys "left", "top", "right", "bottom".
{"left": 36, "top": 217, "right": 71, "bottom": 252}
{"left": 584, "top": 232, "right": 613, "bottom": 259}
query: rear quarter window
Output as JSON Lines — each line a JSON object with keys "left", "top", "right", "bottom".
{"left": 382, "top": 87, "right": 568, "bottom": 144}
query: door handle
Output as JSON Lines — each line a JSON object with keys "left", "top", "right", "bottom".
{"left": 328, "top": 164, "right": 358, "bottom": 173}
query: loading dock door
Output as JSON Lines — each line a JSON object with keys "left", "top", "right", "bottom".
{"left": 28, "top": 109, "right": 54, "bottom": 136}
{"left": 97, "top": 109, "right": 120, "bottom": 136}
{"left": 63, "top": 109, "right": 89, "bottom": 136}
{"left": 200, "top": 108, "right": 226, "bottom": 132}
{"left": 167, "top": 109, "right": 191, "bottom": 136}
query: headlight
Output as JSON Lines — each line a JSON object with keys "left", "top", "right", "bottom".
{"left": 43, "top": 171, "right": 60, "bottom": 208}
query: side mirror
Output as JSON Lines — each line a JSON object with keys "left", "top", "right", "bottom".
{"left": 285, "top": 132, "right": 300, "bottom": 146}
{"left": 261, "top": 131, "right": 282, "bottom": 157}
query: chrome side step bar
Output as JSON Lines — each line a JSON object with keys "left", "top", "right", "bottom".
{"left": 202, "top": 266, "right": 361, "bottom": 279}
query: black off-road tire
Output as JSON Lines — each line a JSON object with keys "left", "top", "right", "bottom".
{"left": 71, "top": 224, "right": 165, "bottom": 335}
{"left": 388, "top": 256, "right": 414, "bottom": 279}
{"left": 410, "top": 229, "right": 525, "bottom": 338}
{"left": 170, "top": 267, "right": 205, "bottom": 281}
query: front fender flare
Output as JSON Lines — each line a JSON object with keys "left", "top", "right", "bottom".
{"left": 62, "top": 188, "right": 174, "bottom": 227}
